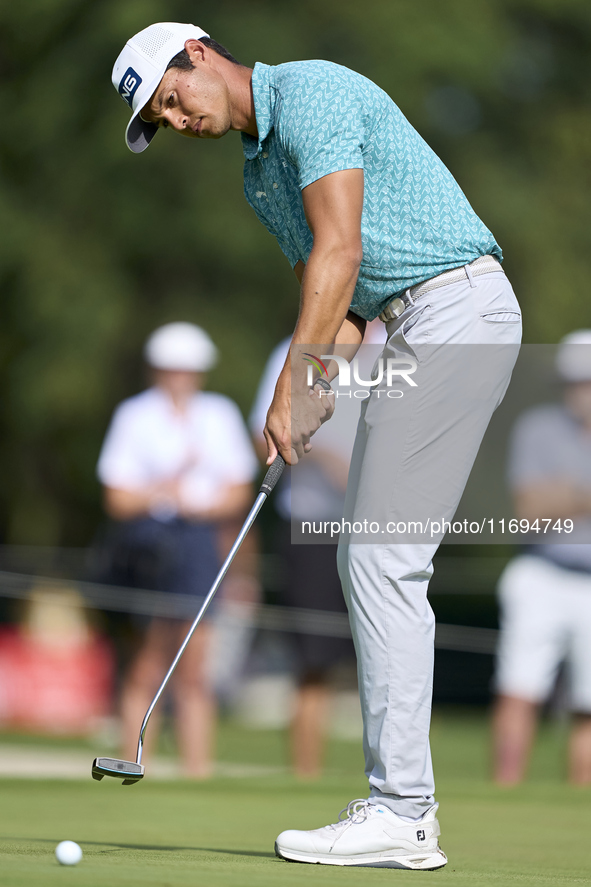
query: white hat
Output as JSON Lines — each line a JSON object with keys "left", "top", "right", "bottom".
{"left": 144, "top": 323, "right": 218, "bottom": 372}
{"left": 112, "top": 22, "right": 209, "bottom": 154}
{"left": 556, "top": 330, "right": 591, "bottom": 382}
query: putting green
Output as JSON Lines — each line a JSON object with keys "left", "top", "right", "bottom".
{"left": 0, "top": 711, "right": 589, "bottom": 886}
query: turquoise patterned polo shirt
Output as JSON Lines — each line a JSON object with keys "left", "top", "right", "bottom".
{"left": 241, "top": 61, "right": 502, "bottom": 322}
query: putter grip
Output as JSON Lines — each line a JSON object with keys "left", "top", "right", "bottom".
{"left": 259, "top": 455, "right": 286, "bottom": 496}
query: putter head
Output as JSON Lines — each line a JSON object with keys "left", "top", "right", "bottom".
{"left": 92, "top": 757, "right": 145, "bottom": 785}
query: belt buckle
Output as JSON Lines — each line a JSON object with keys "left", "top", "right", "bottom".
{"left": 383, "top": 296, "right": 406, "bottom": 322}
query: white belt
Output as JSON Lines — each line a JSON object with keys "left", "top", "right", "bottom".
{"left": 378, "top": 255, "right": 502, "bottom": 323}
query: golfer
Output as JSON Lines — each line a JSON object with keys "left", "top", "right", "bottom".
{"left": 111, "top": 22, "right": 522, "bottom": 869}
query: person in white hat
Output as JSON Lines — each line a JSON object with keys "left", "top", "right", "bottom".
{"left": 492, "top": 331, "right": 591, "bottom": 785}
{"left": 111, "top": 24, "right": 523, "bottom": 868}
{"left": 97, "top": 322, "right": 258, "bottom": 777}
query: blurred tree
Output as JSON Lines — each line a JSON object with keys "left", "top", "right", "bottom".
{"left": 0, "top": 0, "right": 589, "bottom": 543}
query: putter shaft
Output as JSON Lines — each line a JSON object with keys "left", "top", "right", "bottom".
{"left": 136, "top": 456, "right": 285, "bottom": 765}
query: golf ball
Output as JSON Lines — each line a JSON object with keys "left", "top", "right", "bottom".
{"left": 55, "top": 841, "right": 83, "bottom": 866}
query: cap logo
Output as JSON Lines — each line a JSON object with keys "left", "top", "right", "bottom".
{"left": 118, "top": 67, "right": 142, "bottom": 108}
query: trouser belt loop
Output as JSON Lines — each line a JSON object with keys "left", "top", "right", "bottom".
{"left": 405, "top": 287, "right": 415, "bottom": 306}
{"left": 464, "top": 263, "right": 476, "bottom": 288}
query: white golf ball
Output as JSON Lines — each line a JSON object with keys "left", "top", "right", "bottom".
{"left": 55, "top": 841, "right": 83, "bottom": 866}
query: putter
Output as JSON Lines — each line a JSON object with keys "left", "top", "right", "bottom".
{"left": 92, "top": 454, "right": 286, "bottom": 785}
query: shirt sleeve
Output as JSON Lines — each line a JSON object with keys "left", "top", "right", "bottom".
{"left": 210, "top": 397, "right": 259, "bottom": 485}
{"left": 96, "top": 403, "right": 146, "bottom": 490}
{"left": 276, "top": 72, "right": 366, "bottom": 191}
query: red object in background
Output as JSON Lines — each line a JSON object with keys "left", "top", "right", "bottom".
{"left": 0, "top": 627, "right": 114, "bottom": 734}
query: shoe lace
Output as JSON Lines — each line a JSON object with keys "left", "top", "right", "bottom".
{"left": 326, "top": 799, "right": 373, "bottom": 832}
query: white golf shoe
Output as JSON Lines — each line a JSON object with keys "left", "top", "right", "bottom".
{"left": 275, "top": 798, "right": 447, "bottom": 869}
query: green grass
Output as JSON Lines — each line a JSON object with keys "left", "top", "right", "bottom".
{"left": 0, "top": 709, "right": 590, "bottom": 887}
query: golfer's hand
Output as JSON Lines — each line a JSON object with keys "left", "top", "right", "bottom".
{"left": 291, "top": 386, "right": 334, "bottom": 461}
{"left": 312, "top": 380, "right": 335, "bottom": 425}
{"left": 265, "top": 385, "right": 333, "bottom": 465}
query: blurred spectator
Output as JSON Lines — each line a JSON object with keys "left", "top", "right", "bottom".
{"left": 0, "top": 586, "right": 112, "bottom": 734}
{"left": 492, "top": 330, "right": 591, "bottom": 785}
{"left": 249, "top": 322, "right": 384, "bottom": 777}
{"left": 97, "top": 322, "right": 257, "bottom": 777}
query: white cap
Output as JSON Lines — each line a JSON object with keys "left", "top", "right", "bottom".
{"left": 556, "top": 330, "right": 591, "bottom": 382}
{"left": 144, "top": 323, "right": 218, "bottom": 372}
{"left": 112, "top": 22, "right": 209, "bottom": 154}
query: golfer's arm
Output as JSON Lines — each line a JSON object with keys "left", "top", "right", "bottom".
{"left": 284, "top": 169, "right": 365, "bottom": 391}
{"left": 333, "top": 312, "right": 366, "bottom": 370}
{"left": 264, "top": 170, "right": 364, "bottom": 464}
{"left": 294, "top": 262, "right": 366, "bottom": 379}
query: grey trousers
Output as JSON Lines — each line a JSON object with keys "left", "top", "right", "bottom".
{"left": 337, "top": 266, "right": 522, "bottom": 818}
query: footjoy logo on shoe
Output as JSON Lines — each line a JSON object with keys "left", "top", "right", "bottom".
{"left": 417, "top": 830, "right": 426, "bottom": 842}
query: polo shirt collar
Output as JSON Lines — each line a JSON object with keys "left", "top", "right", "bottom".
{"left": 242, "top": 62, "right": 275, "bottom": 160}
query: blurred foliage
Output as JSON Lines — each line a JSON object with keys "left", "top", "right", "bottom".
{"left": 0, "top": 0, "right": 590, "bottom": 544}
